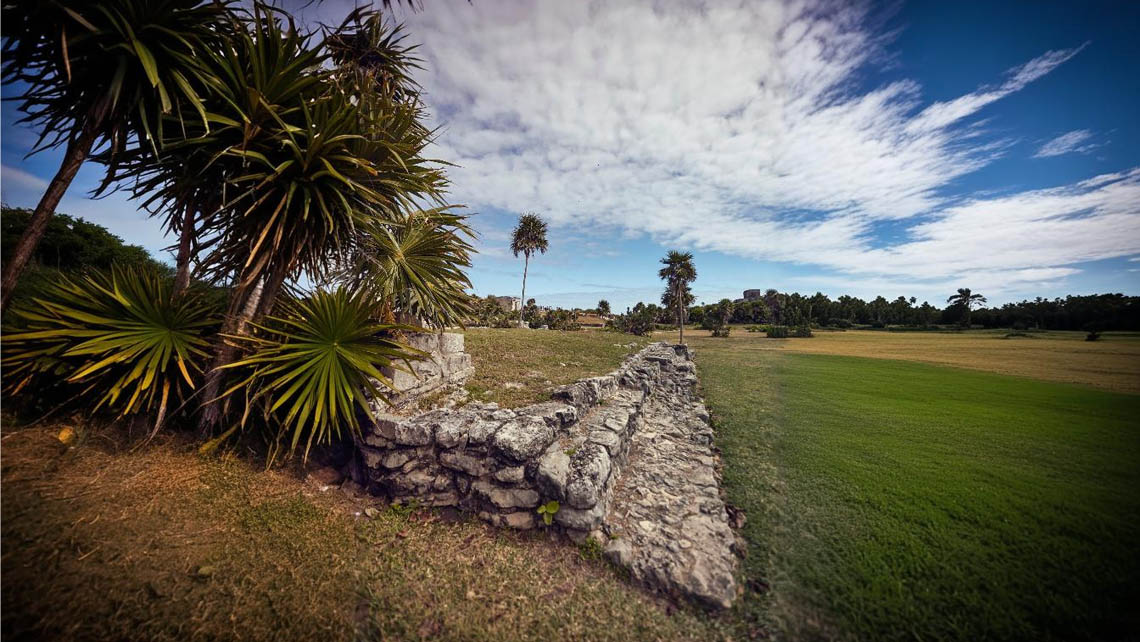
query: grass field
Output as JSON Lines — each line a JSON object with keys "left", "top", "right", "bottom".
{"left": 1, "top": 423, "right": 722, "bottom": 641}
{"left": 689, "top": 332, "right": 1140, "bottom": 641}
{"left": 673, "top": 328, "right": 1140, "bottom": 393}
{"left": 462, "top": 328, "right": 648, "bottom": 407}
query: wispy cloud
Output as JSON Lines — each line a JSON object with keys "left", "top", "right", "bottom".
{"left": 1, "top": 164, "right": 49, "bottom": 192}
{"left": 1034, "top": 129, "right": 1101, "bottom": 158}
{"left": 376, "top": 0, "right": 1116, "bottom": 292}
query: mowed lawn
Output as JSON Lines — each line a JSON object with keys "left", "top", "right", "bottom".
{"left": 692, "top": 334, "right": 1140, "bottom": 641}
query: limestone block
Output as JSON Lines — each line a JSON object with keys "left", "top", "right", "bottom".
{"left": 536, "top": 443, "right": 571, "bottom": 500}
{"left": 565, "top": 444, "right": 612, "bottom": 509}
{"left": 472, "top": 481, "right": 540, "bottom": 509}
{"left": 491, "top": 416, "right": 555, "bottom": 462}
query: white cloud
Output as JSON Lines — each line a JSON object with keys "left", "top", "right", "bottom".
{"left": 363, "top": 0, "right": 1122, "bottom": 292}
{"left": 1034, "top": 129, "right": 1101, "bottom": 158}
{"left": 1, "top": 164, "right": 49, "bottom": 192}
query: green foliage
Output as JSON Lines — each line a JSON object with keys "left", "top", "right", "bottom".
{"left": 609, "top": 304, "right": 656, "bottom": 336}
{"left": 578, "top": 536, "right": 603, "bottom": 561}
{"left": 510, "top": 213, "right": 549, "bottom": 259}
{"left": 766, "top": 325, "right": 790, "bottom": 338}
{"left": 536, "top": 500, "right": 560, "bottom": 526}
{"left": 1, "top": 208, "right": 163, "bottom": 273}
{"left": 344, "top": 207, "right": 475, "bottom": 328}
{"left": 793, "top": 324, "right": 813, "bottom": 338}
{"left": 658, "top": 250, "right": 697, "bottom": 330}
{"left": 221, "top": 286, "right": 423, "bottom": 462}
{"left": 2, "top": 265, "right": 219, "bottom": 422}
{"left": 711, "top": 326, "right": 732, "bottom": 338}
{"left": 596, "top": 299, "right": 611, "bottom": 316}
{"left": 542, "top": 308, "right": 581, "bottom": 331}
{"left": 1, "top": 0, "right": 232, "bottom": 158}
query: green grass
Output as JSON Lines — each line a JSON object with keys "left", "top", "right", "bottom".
{"left": 695, "top": 345, "right": 1140, "bottom": 641}
{"left": 462, "top": 328, "right": 648, "bottom": 407}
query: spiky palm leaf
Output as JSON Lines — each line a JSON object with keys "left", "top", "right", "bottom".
{"left": 220, "top": 287, "right": 423, "bottom": 461}
{"left": 1, "top": 265, "right": 220, "bottom": 424}
{"left": 345, "top": 207, "right": 475, "bottom": 328}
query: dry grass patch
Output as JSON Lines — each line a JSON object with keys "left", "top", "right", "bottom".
{"left": 462, "top": 328, "right": 649, "bottom": 407}
{"left": 675, "top": 328, "right": 1140, "bottom": 393}
{"left": 1, "top": 421, "right": 726, "bottom": 641}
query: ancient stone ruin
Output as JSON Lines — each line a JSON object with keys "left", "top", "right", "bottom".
{"left": 358, "top": 341, "right": 738, "bottom": 609}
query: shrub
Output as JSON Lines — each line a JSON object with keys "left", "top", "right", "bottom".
{"left": 766, "top": 325, "right": 790, "bottom": 338}
{"left": 793, "top": 324, "right": 813, "bottom": 338}
{"left": 611, "top": 307, "right": 656, "bottom": 336}
{"left": 746, "top": 325, "right": 764, "bottom": 333}
{"left": 1086, "top": 330, "right": 1102, "bottom": 341}
{"left": 1, "top": 265, "right": 220, "bottom": 431}
{"left": 711, "top": 326, "right": 731, "bottom": 337}
{"left": 832, "top": 318, "right": 853, "bottom": 329}
{"left": 222, "top": 287, "right": 422, "bottom": 462}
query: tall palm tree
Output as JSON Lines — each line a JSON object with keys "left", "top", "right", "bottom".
{"left": 510, "top": 213, "right": 548, "bottom": 327}
{"left": 658, "top": 250, "right": 697, "bottom": 344}
{"left": 0, "top": 0, "right": 231, "bottom": 312}
{"left": 947, "top": 288, "right": 987, "bottom": 328}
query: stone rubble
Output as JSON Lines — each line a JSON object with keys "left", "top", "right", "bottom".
{"left": 359, "top": 341, "right": 738, "bottom": 609}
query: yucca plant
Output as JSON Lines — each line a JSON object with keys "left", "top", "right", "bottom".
{"left": 1, "top": 265, "right": 221, "bottom": 434}
{"left": 219, "top": 287, "right": 424, "bottom": 463}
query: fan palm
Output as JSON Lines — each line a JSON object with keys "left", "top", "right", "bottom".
{"left": 219, "top": 286, "right": 423, "bottom": 463}
{"left": 510, "top": 213, "right": 549, "bottom": 327}
{"left": 1, "top": 265, "right": 220, "bottom": 435}
{"left": 947, "top": 288, "right": 987, "bottom": 328}
{"left": 343, "top": 207, "right": 475, "bottom": 328}
{"left": 658, "top": 250, "right": 697, "bottom": 344}
{"left": 0, "top": 0, "right": 232, "bottom": 312}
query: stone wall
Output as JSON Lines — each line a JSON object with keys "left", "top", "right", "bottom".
{"left": 380, "top": 332, "right": 473, "bottom": 409}
{"left": 359, "top": 342, "right": 692, "bottom": 536}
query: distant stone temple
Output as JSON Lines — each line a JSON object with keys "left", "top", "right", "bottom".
{"left": 742, "top": 289, "right": 764, "bottom": 301}
{"left": 493, "top": 296, "right": 521, "bottom": 312}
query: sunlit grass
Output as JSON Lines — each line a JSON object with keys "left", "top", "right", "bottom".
{"left": 694, "top": 338, "right": 1140, "bottom": 641}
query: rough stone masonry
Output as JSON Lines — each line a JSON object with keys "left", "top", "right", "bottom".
{"left": 358, "top": 341, "right": 738, "bottom": 609}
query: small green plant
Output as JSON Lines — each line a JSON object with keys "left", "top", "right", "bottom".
{"left": 578, "top": 536, "right": 603, "bottom": 561}
{"left": 766, "top": 325, "right": 790, "bottom": 338}
{"left": 711, "top": 325, "right": 732, "bottom": 337}
{"left": 536, "top": 500, "right": 560, "bottom": 525}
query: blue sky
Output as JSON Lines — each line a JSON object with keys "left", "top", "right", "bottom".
{"left": 3, "top": 0, "right": 1139, "bottom": 311}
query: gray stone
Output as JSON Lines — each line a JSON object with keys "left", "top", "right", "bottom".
{"left": 439, "top": 450, "right": 487, "bottom": 476}
{"left": 467, "top": 418, "right": 501, "bottom": 445}
{"left": 472, "top": 481, "right": 540, "bottom": 509}
{"left": 604, "top": 538, "right": 632, "bottom": 566}
{"left": 435, "top": 412, "right": 473, "bottom": 449}
{"left": 392, "top": 419, "right": 434, "bottom": 446}
{"left": 587, "top": 430, "right": 621, "bottom": 457}
{"left": 536, "top": 444, "right": 571, "bottom": 499}
{"left": 491, "top": 416, "right": 555, "bottom": 462}
{"left": 564, "top": 444, "right": 611, "bottom": 509}
{"left": 378, "top": 451, "right": 411, "bottom": 469}
{"left": 518, "top": 402, "right": 578, "bottom": 428}
{"left": 553, "top": 502, "right": 606, "bottom": 531}
{"left": 500, "top": 511, "right": 536, "bottom": 530}
{"left": 493, "top": 465, "right": 526, "bottom": 484}
{"left": 370, "top": 413, "right": 401, "bottom": 440}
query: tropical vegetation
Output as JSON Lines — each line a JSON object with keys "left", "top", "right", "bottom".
{"left": 0, "top": 2, "right": 474, "bottom": 461}
{"left": 658, "top": 250, "right": 696, "bottom": 343}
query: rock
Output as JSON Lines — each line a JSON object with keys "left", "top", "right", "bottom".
{"left": 368, "top": 413, "right": 402, "bottom": 440}
{"left": 587, "top": 430, "right": 621, "bottom": 457}
{"left": 392, "top": 419, "right": 433, "bottom": 446}
{"left": 439, "top": 450, "right": 487, "bottom": 476}
{"left": 536, "top": 444, "right": 571, "bottom": 499}
{"left": 381, "top": 451, "right": 412, "bottom": 469}
{"left": 604, "top": 538, "right": 632, "bottom": 566}
{"left": 502, "top": 381, "right": 525, "bottom": 389}
{"left": 434, "top": 413, "right": 473, "bottom": 449}
{"left": 492, "top": 416, "right": 555, "bottom": 462}
{"left": 501, "top": 511, "right": 536, "bottom": 530}
{"left": 307, "top": 465, "right": 344, "bottom": 486}
{"left": 564, "top": 444, "right": 612, "bottom": 509}
{"left": 554, "top": 503, "right": 606, "bottom": 531}
{"left": 493, "top": 465, "right": 526, "bottom": 484}
{"left": 518, "top": 402, "right": 578, "bottom": 428}
{"left": 467, "top": 418, "right": 502, "bottom": 445}
{"left": 472, "top": 481, "right": 540, "bottom": 509}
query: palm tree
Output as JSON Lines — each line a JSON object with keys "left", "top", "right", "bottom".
{"left": 597, "top": 299, "right": 611, "bottom": 316}
{"left": 947, "top": 288, "right": 987, "bottom": 328}
{"left": 510, "top": 213, "right": 548, "bottom": 327}
{"left": 658, "top": 250, "right": 697, "bottom": 344}
{"left": 0, "top": 0, "right": 231, "bottom": 312}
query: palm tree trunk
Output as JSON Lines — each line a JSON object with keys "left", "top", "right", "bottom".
{"left": 1, "top": 125, "right": 99, "bottom": 313}
{"left": 173, "top": 208, "right": 196, "bottom": 296}
{"left": 676, "top": 282, "right": 684, "bottom": 345}
{"left": 196, "top": 276, "right": 264, "bottom": 436}
{"left": 519, "top": 253, "right": 529, "bottom": 328}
